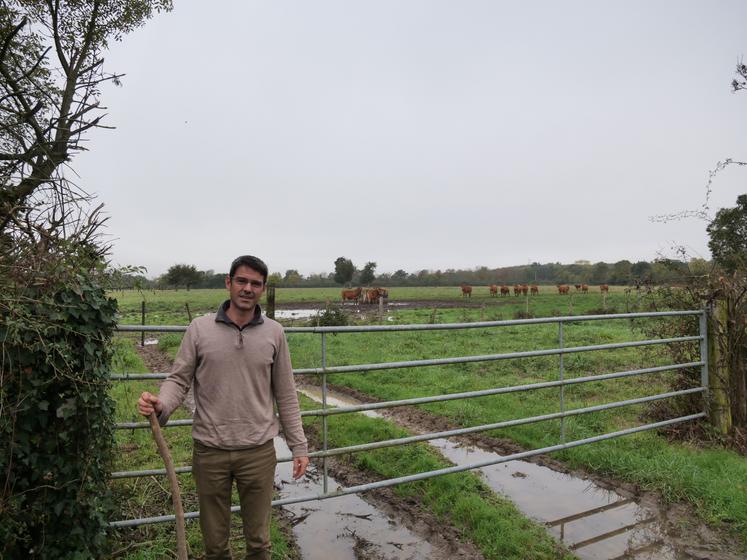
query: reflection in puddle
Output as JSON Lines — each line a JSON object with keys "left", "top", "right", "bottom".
{"left": 431, "top": 441, "right": 675, "bottom": 560}
{"left": 298, "top": 385, "right": 682, "bottom": 560}
{"left": 274, "top": 437, "right": 434, "bottom": 560}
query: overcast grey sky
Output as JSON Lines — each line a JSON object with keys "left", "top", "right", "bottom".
{"left": 75, "top": 1, "right": 747, "bottom": 278}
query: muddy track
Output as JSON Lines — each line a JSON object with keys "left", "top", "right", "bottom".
{"left": 301, "top": 424, "right": 485, "bottom": 560}
{"left": 309, "top": 382, "right": 746, "bottom": 560}
{"left": 134, "top": 343, "right": 483, "bottom": 559}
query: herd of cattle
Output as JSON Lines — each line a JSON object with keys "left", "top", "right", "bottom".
{"left": 464, "top": 283, "right": 610, "bottom": 297}
{"left": 341, "top": 283, "right": 610, "bottom": 302}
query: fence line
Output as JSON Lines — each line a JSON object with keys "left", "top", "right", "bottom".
{"left": 110, "top": 309, "right": 707, "bottom": 527}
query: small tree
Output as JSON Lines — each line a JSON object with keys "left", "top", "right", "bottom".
{"left": 1, "top": 0, "right": 172, "bottom": 240}
{"left": 706, "top": 194, "right": 747, "bottom": 274}
{"left": 164, "top": 263, "right": 201, "bottom": 290}
{"left": 359, "top": 261, "right": 377, "bottom": 285}
{"left": 333, "top": 256, "right": 355, "bottom": 286}
{"left": 391, "top": 269, "right": 408, "bottom": 285}
{"left": 0, "top": 3, "right": 172, "bottom": 557}
{"left": 283, "top": 269, "right": 302, "bottom": 286}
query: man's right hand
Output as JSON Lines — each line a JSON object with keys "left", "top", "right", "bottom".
{"left": 138, "top": 391, "right": 163, "bottom": 417}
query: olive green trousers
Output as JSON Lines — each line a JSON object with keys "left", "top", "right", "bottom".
{"left": 192, "top": 439, "right": 277, "bottom": 560}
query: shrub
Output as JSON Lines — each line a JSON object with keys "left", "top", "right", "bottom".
{"left": 0, "top": 253, "right": 118, "bottom": 558}
{"left": 513, "top": 310, "right": 535, "bottom": 319}
{"left": 309, "top": 305, "right": 349, "bottom": 327}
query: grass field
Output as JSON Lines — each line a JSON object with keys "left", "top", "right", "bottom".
{"left": 113, "top": 284, "right": 647, "bottom": 326}
{"left": 108, "top": 286, "right": 747, "bottom": 556}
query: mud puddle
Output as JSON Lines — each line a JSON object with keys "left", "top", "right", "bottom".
{"left": 297, "top": 385, "right": 739, "bottom": 560}
{"left": 274, "top": 437, "right": 438, "bottom": 560}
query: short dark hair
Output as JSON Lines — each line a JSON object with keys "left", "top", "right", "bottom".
{"left": 229, "top": 255, "right": 268, "bottom": 283}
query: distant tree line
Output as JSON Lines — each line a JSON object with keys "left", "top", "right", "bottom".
{"left": 112, "top": 257, "right": 710, "bottom": 290}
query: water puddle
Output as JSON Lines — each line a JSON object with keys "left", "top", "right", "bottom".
{"left": 430, "top": 441, "right": 675, "bottom": 559}
{"left": 274, "top": 437, "right": 436, "bottom": 559}
{"left": 270, "top": 309, "right": 319, "bottom": 320}
{"left": 297, "top": 385, "right": 685, "bottom": 560}
{"left": 272, "top": 308, "right": 396, "bottom": 323}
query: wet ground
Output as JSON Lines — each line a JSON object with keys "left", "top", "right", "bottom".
{"left": 135, "top": 344, "right": 481, "bottom": 559}
{"left": 134, "top": 341, "right": 744, "bottom": 560}
{"left": 298, "top": 383, "right": 745, "bottom": 560}
{"left": 274, "top": 437, "right": 463, "bottom": 560}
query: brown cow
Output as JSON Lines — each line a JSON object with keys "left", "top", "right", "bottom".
{"left": 363, "top": 287, "right": 380, "bottom": 304}
{"left": 530, "top": 285, "right": 539, "bottom": 295}
{"left": 341, "top": 287, "right": 362, "bottom": 303}
{"left": 489, "top": 284, "right": 498, "bottom": 297}
{"left": 574, "top": 284, "right": 582, "bottom": 291}
{"left": 581, "top": 284, "right": 588, "bottom": 293}
{"left": 520, "top": 284, "right": 528, "bottom": 295}
{"left": 460, "top": 284, "right": 472, "bottom": 298}
{"left": 557, "top": 285, "right": 570, "bottom": 295}
{"left": 500, "top": 285, "right": 510, "bottom": 296}
{"left": 600, "top": 284, "right": 609, "bottom": 293}
{"left": 513, "top": 284, "right": 521, "bottom": 296}
{"left": 377, "top": 287, "right": 389, "bottom": 299}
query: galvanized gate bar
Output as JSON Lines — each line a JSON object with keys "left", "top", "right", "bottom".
{"left": 111, "top": 334, "right": 703, "bottom": 381}
{"left": 321, "top": 332, "right": 329, "bottom": 493}
{"left": 269, "top": 412, "right": 706, "bottom": 508}
{"left": 279, "top": 310, "right": 703, "bottom": 333}
{"left": 114, "top": 360, "right": 704, "bottom": 430}
{"left": 559, "top": 322, "right": 566, "bottom": 442}
{"left": 289, "top": 335, "right": 702, "bottom": 375}
{"left": 114, "top": 310, "right": 702, "bottom": 336}
{"left": 109, "top": 412, "right": 705, "bottom": 526}
{"left": 111, "top": 386, "right": 705, "bottom": 480}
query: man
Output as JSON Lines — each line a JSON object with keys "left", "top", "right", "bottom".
{"left": 138, "top": 255, "right": 309, "bottom": 560}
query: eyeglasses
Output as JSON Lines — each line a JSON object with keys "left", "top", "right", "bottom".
{"left": 232, "top": 277, "right": 264, "bottom": 289}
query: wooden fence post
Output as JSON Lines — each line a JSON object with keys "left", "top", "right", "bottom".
{"left": 140, "top": 300, "right": 145, "bottom": 347}
{"left": 708, "top": 299, "right": 733, "bottom": 435}
{"left": 266, "top": 285, "right": 276, "bottom": 320}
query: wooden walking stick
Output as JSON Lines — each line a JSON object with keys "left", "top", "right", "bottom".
{"left": 149, "top": 412, "right": 189, "bottom": 560}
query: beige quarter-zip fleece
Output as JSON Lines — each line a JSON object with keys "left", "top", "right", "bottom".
{"left": 157, "top": 303, "right": 308, "bottom": 457}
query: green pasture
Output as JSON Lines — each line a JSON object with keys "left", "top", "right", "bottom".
{"left": 108, "top": 288, "right": 747, "bottom": 553}
{"left": 112, "top": 284, "right": 648, "bottom": 326}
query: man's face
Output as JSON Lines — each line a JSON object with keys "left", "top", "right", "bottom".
{"left": 226, "top": 265, "right": 266, "bottom": 314}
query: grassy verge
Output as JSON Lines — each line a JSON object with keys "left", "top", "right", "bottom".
{"left": 108, "top": 337, "right": 296, "bottom": 559}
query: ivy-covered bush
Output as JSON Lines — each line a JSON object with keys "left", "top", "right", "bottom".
{"left": 0, "top": 253, "right": 118, "bottom": 559}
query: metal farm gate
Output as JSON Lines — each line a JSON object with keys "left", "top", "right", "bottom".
{"left": 109, "top": 310, "right": 708, "bottom": 528}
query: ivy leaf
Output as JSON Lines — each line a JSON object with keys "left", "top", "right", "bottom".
{"left": 56, "top": 398, "right": 77, "bottom": 419}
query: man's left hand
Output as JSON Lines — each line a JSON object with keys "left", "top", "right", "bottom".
{"left": 292, "top": 456, "right": 309, "bottom": 479}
